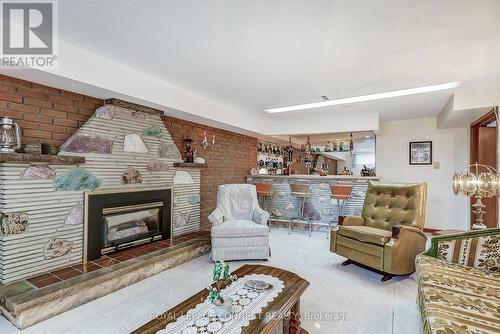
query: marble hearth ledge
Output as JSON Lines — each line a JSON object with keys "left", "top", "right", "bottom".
{"left": 0, "top": 153, "right": 85, "bottom": 164}
{"left": 0, "top": 231, "right": 211, "bottom": 329}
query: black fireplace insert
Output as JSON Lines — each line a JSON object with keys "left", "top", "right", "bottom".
{"left": 84, "top": 187, "right": 172, "bottom": 262}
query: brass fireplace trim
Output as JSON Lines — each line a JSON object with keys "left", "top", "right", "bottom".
{"left": 83, "top": 186, "right": 173, "bottom": 263}
{"left": 102, "top": 201, "right": 163, "bottom": 215}
{"left": 101, "top": 235, "right": 163, "bottom": 255}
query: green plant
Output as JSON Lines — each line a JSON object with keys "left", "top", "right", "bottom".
{"left": 207, "top": 261, "right": 237, "bottom": 304}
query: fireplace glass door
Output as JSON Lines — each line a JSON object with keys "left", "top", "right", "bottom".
{"left": 102, "top": 202, "right": 163, "bottom": 252}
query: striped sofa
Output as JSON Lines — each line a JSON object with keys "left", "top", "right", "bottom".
{"left": 415, "top": 228, "right": 500, "bottom": 334}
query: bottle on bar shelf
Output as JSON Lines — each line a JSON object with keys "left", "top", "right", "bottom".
{"left": 257, "top": 141, "right": 288, "bottom": 175}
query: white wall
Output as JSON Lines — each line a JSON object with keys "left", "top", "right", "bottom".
{"left": 0, "top": 39, "right": 381, "bottom": 138}
{"left": 376, "top": 118, "right": 468, "bottom": 230}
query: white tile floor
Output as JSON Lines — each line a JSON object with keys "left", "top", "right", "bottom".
{"left": 0, "top": 229, "right": 423, "bottom": 334}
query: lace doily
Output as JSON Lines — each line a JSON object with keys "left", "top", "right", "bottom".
{"left": 156, "top": 274, "right": 284, "bottom": 334}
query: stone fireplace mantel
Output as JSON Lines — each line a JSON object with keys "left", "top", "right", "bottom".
{"left": 173, "top": 162, "right": 208, "bottom": 168}
{"left": 0, "top": 153, "right": 85, "bottom": 164}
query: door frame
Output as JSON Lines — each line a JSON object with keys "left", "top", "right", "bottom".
{"left": 469, "top": 107, "right": 498, "bottom": 228}
{"left": 470, "top": 109, "right": 497, "bottom": 162}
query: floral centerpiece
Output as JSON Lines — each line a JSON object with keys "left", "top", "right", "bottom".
{"left": 207, "top": 261, "right": 237, "bottom": 316}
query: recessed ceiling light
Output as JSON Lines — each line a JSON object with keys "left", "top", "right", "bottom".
{"left": 265, "top": 82, "right": 461, "bottom": 113}
{"left": 365, "top": 135, "right": 371, "bottom": 138}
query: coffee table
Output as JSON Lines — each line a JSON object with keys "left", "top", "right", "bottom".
{"left": 132, "top": 264, "right": 310, "bottom": 334}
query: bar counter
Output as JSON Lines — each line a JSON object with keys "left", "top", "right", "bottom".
{"left": 246, "top": 174, "right": 380, "bottom": 228}
{"left": 247, "top": 174, "right": 379, "bottom": 181}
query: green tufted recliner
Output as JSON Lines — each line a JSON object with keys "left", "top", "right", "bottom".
{"left": 330, "top": 181, "right": 428, "bottom": 281}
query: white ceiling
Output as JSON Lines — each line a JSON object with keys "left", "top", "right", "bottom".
{"left": 57, "top": 0, "right": 500, "bottom": 125}
{"left": 0, "top": 0, "right": 490, "bottom": 136}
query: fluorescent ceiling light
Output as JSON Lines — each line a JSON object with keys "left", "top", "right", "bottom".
{"left": 265, "top": 81, "right": 461, "bottom": 113}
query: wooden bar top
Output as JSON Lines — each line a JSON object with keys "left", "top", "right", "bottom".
{"left": 247, "top": 174, "right": 380, "bottom": 181}
{"left": 132, "top": 264, "right": 310, "bottom": 334}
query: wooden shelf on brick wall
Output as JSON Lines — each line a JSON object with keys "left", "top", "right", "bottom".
{"left": 173, "top": 162, "right": 208, "bottom": 168}
{"left": 0, "top": 153, "right": 85, "bottom": 165}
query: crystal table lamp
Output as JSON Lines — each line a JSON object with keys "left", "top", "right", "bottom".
{"left": 452, "top": 162, "right": 498, "bottom": 230}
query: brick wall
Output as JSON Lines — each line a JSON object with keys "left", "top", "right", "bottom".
{"left": 0, "top": 75, "right": 103, "bottom": 146}
{"left": 0, "top": 75, "right": 258, "bottom": 229}
{"left": 162, "top": 116, "right": 258, "bottom": 228}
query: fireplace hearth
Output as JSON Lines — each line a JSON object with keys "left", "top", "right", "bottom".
{"left": 84, "top": 187, "right": 172, "bottom": 262}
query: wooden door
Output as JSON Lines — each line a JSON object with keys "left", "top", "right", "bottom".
{"left": 470, "top": 109, "right": 498, "bottom": 228}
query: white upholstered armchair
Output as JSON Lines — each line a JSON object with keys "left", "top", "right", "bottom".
{"left": 209, "top": 184, "right": 270, "bottom": 261}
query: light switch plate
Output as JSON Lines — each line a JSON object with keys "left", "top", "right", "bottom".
{"left": 433, "top": 162, "right": 440, "bottom": 169}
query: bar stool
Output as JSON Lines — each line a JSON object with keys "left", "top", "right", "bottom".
{"left": 255, "top": 181, "right": 274, "bottom": 228}
{"left": 288, "top": 179, "right": 312, "bottom": 236}
{"left": 329, "top": 182, "right": 354, "bottom": 233}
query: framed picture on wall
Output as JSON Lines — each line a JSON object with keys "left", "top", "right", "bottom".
{"left": 409, "top": 141, "right": 432, "bottom": 165}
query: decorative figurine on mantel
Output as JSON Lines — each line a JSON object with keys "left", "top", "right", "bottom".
{"left": 183, "top": 137, "right": 194, "bottom": 163}
{"left": 193, "top": 148, "right": 206, "bottom": 164}
{"left": 207, "top": 261, "right": 237, "bottom": 317}
{"left": 21, "top": 143, "right": 42, "bottom": 155}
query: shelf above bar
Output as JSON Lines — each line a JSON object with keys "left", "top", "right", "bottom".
{"left": 0, "top": 153, "right": 85, "bottom": 165}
